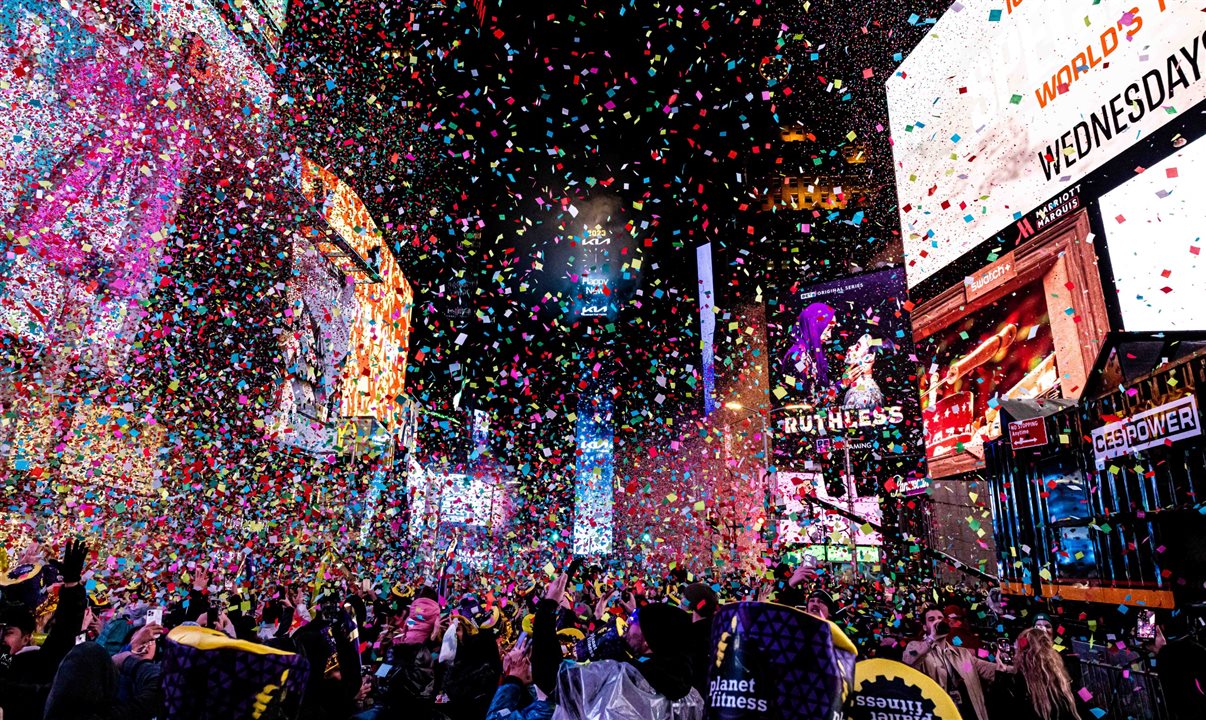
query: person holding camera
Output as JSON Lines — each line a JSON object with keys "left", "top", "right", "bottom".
{"left": 903, "top": 606, "right": 1003, "bottom": 720}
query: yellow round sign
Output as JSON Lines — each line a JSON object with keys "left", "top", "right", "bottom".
{"left": 846, "top": 658, "right": 962, "bottom": 720}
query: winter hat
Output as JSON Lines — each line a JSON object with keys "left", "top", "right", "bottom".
{"left": 808, "top": 589, "right": 837, "bottom": 618}
{"left": 635, "top": 603, "right": 691, "bottom": 656}
{"left": 405, "top": 597, "right": 440, "bottom": 644}
{"left": 0, "top": 603, "right": 36, "bottom": 637}
{"left": 683, "top": 583, "right": 718, "bottom": 618}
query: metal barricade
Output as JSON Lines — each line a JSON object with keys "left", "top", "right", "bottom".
{"left": 1077, "top": 659, "right": 1170, "bottom": 720}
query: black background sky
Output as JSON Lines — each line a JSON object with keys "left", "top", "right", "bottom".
{"left": 281, "top": 0, "right": 949, "bottom": 483}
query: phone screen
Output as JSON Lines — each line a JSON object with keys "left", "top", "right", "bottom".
{"left": 1136, "top": 609, "right": 1157, "bottom": 640}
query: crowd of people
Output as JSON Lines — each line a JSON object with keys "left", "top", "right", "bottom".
{"left": 0, "top": 539, "right": 1200, "bottom": 720}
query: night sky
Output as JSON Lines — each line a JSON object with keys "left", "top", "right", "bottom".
{"left": 284, "top": 0, "right": 945, "bottom": 429}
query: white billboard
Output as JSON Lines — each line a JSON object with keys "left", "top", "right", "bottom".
{"left": 888, "top": 0, "right": 1206, "bottom": 288}
{"left": 1100, "top": 136, "right": 1206, "bottom": 331}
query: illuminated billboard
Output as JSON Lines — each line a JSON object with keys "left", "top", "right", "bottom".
{"left": 437, "top": 473, "right": 505, "bottom": 528}
{"left": 572, "top": 226, "right": 618, "bottom": 318}
{"left": 776, "top": 471, "right": 882, "bottom": 549}
{"left": 888, "top": 0, "right": 1206, "bottom": 288}
{"left": 1100, "top": 136, "right": 1206, "bottom": 331}
{"left": 914, "top": 211, "right": 1110, "bottom": 477}
{"left": 268, "top": 236, "right": 357, "bottom": 451}
{"left": 297, "top": 157, "right": 414, "bottom": 431}
{"left": 920, "top": 278, "right": 1056, "bottom": 461}
{"left": 573, "top": 397, "right": 615, "bottom": 556}
{"left": 768, "top": 268, "right": 922, "bottom": 466}
{"left": 697, "top": 242, "right": 718, "bottom": 415}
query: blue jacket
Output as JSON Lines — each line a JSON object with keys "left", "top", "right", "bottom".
{"left": 485, "top": 677, "right": 554, "bottom": 720}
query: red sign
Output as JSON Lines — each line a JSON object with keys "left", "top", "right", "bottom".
{"left": 922, "top": 391, "right": 974, "bottom": 459}
{"left": 1008, "top": 418, "right": 1048, "bottom": 450}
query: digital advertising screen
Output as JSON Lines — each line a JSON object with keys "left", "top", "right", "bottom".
{"left": 573, "top": 397, "right": 615, "bottom": 556}
{"left": 297, "top": 157, "right": 414, "bottom": 431}
{"left": 776, "top": 471, "right": 883, "bottom": 553}
{"left": 888, "top": 0, "right": 1206, "bottom": 289}
{"left": 568, "top": 218, "right": 641, "bottom": 321}
{"left": 437, "top": 473, "right": 504, "bottom": 528}
{"left": 697, "top": 242, "right": 718, "bottom": 416}
{"left": 768, "top": 268, "right": 923, "bottom": 472}
{"left": 1100, "top": 135, "right": 1206, "bottom": 331}
{"left": 919, "top": 278, "right": 1057, "bottom": 462}
{"left": 913, "top": 210, "right": 1109, "bottom": 477}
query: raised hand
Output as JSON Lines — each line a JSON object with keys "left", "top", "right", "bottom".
{"left": 60, "top": 538, "right": 89, "bottom": 585}
{"left": 503, "top": 637, "right": 533, "bottom": 684}
{"left": 788, "top": 563, "right": 818, "bottom": 588}
{"left": 544, "top": 573, "right": 569, "bottom": 605}
{"left": 192, "top": 567, "right": 209, "bottom": 593}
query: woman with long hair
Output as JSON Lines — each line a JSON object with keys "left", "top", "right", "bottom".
{"left": 1003, "top": 627, "right": 1082, "bottom": 720}
{"left": 781, "top": 302, "right": 836, "bottom": 395}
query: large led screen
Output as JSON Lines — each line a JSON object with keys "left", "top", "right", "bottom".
{"left": 768, "top": 268, "right": 923, "bottom": 468}
{"left": 573, "top": 398, "right": 615, "bottom": 556}
{"left": 913, "top": 211, "right": 1109, "bottom": 477}
{"left": 919, "top": 278, "right": 1056, "bottom": 461}
{"left": 1100, "top": 136, "right": 1206, "bottom": 331}
{"left": 888, "top": 0, "right": 1206, "bottom": 288}
{"left": 697, "top": 242, "right": 718, "bottom": 416}
{"left": 775, "top": 471, "right": 883, "bottom": 548}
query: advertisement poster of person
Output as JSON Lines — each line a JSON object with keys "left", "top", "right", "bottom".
{"left": 769, "top": 267, "right": 924, "bottom": 477}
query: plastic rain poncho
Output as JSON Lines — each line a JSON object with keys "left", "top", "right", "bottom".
{"left": 553, "top": 659, "right": 706, "bottom": 720}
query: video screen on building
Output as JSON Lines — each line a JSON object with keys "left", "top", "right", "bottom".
{"left": 697, "top": 242, "right": 718, "bottom": 415}
{"left": 914, "top": 211, "right": 1109, "bottom": 477}
{"left": 888, "top": 0, "right": 1206, "bottom": 288}
{"left": 919, "top": 278, "right": 1056, "bottom": 462}
{"left": 776, "top": 471, "right": 882, "bottom": 553}
{"left": 768, "top": 267, "right": 923, "bottom": 471}
{"left": 573, "top": 397, "right": 615, "bottom": 556}
{"left": 1100, "top": 135, "right": 1206, "bottom": 332}
{"left": 437, "top": 473, "right": 504, "bottom": 528}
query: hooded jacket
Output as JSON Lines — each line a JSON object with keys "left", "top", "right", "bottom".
{"left": 42, "top": 642, "right": 115, "bottom": 720}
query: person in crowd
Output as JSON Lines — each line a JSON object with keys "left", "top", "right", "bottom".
{"left": 998, "top": 627, "right": 1083, "bottom": 720}
{"left": 533, "top": 573, "right": 704, "bottom": 719}
{"left": 354, "top": 595, "right": 443, "bottom": 719}
{"left": 112, "top": 621, "right": 166, "bottom": 720}
{"left": 42, "top": 642, "right": 117, "bottom": 720}
{"left": 0, "top": 539, "right": 90, "bottom": 719}
{"left": 1029, "top": 612, "right": 1081, "bottom": 688}
{"left": 769, "top": 560, "right": 818, "bottom": 608}
{"left": 440, "top": 598, "right": 503, "bottom": 720}
{"left": 1152, "top": 610, "right": 1206, "bottom": 720}
{"left": 681, "top": 582, "right": 718, "bottom": 702}
{"left": 903, "top": 605, "right": 1000, "bottom": 720}
{"left": 484, "top": 636, "right": 553, "bottom": 720}
{"left": 284, "top": 592, "right": 362, "bottom": 719}
{"left": 806, "top": 589, "right": 837, "bottom": 621}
